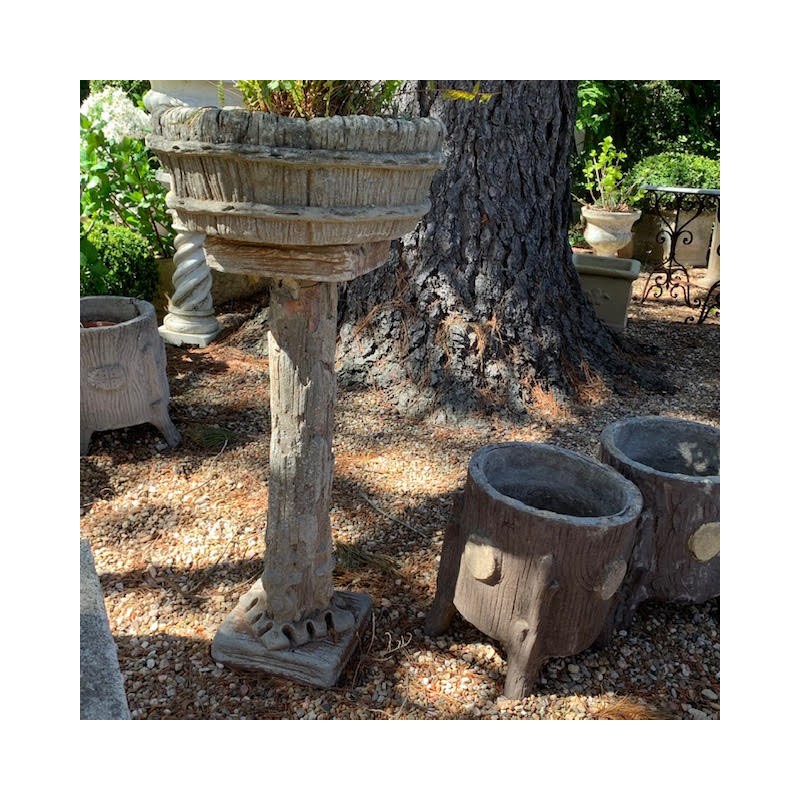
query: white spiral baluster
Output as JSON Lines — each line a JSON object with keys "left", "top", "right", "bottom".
{"left": 154, "top": 171, "right": 220, "bottom": 346}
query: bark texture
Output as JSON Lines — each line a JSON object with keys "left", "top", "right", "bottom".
{"left": 261, "top": 281, "right": 340, "bottom": 627}
{"left": 338, "top": 80, "right": 662, "bottom": 419}
{"left": 80, "top": 296, "right": 180, "bottom": 454}
{"left": 426, "top": 442, "right": 642, "bottom": 699}
{"left": 598, "top": 416, "right": 720, "bottom": 634}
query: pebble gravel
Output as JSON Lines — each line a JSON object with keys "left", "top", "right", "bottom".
{"left": 80, "top": 273, "right": 720, "bottom": 720}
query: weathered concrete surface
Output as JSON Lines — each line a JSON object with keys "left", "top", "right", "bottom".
{"left": 427, "top": 442, "right": 643, "bottom": 699}
{"left": 598, "top": 415, "right": 720, "bottom": 634}
{"left": 80, "top": 539, "right": 130, "bottom": 720}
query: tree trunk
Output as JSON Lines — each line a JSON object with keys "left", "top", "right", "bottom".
{"left": 337, "top": 80, "right": 663, "bottom": 419}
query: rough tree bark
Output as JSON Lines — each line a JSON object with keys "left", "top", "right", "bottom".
{"left": 337, "top": 80, "right": 662, "bottom": 419}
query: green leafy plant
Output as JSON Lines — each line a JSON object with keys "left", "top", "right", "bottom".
{"left": 80, "top": 86, "right": 174, "bottom": 260}
{"left": 582, "top": 136, "right": 644, "bottom": 212}
{"left": 234, "top": 80, "right": 403, "bottom": 119}
{"left": 80, "top": 220, "right": 159, "bottom": 300}
{"left": 626, "top": 151, "right": 720, "bottom": 208}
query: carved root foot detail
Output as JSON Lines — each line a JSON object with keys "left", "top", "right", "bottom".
{"left": 240, "top": 586, "right": 356, "bottom": 651}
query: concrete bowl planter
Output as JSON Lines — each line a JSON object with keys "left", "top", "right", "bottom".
{"left": 80, "top": 296, "right": 180, "bottom": 455}
{"left": 581, "top": 206, "right": 642, "bottom": 257}
{"left": 598, "top": 415, "right": 720, "bottom": 633}
{"left": 147, "top": 106, "right": 446, "bottom": 280}
{"left": 573, "top": 253, "right": 641, "bottom": 332}
{"left": 146, "top": 99, "right": 446, "bottom": 687}
{"left": 426, "top": 442, "right": 643, "bottom": 699}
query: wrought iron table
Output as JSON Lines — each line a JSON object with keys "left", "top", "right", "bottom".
{"left": 638, "top": 185, "right": 720, "bottom": 324}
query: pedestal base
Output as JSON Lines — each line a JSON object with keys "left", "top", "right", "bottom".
{"left": 158, "top": 325, "right": 219, "bottom": 347}
{"left": 210, "top": 587, "right": 372, "bottom": 688}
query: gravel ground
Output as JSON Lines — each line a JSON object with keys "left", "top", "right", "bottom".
{"left": 79, "top": 269, "right": 720, "bottom": 721}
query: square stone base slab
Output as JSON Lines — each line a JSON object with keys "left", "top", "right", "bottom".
{"left": 158, "top": 325, "right": 219, "bottom": 347}
{"left": 210, "top": 588, "right": 373, "bottom": 688}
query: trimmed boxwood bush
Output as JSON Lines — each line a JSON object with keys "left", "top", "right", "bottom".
{"left": 627, "top": 152, "right": 720, "bottom": 209}
{"left": 80, "top": 221, "right": 159, "bottom": 300}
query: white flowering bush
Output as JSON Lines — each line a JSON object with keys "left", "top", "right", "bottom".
{"left": 80, "top": 85, "right": 174, "bottom": 265}
{"left": 80, "top": 85, "right": 151, "bottom": 142}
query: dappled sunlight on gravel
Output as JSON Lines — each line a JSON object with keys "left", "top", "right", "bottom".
{"left": 80, "top": 274, "right": 719, "bottom": 720}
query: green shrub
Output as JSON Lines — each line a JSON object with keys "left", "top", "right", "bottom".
{"left": 80, "top": 85, "right": 174, "bottom": 260}
{"left": 80, "top": 221, "right": 159, "bottom": 300}
{"left": 575, "top": 80, "right": 720, "bottom": 163}
{"left": 626, "top": 152, "right": 720, "bottom": 208}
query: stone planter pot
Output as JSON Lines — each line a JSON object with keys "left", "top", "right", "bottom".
{"left": 80, "top": 296, "right": 180, "bottom": 455}
{"left": 598, "top": 416, "right": 720, "bottom": 633}
{"left": 622, "top": 210, "right": 715, "bottom": 267}
{"left": 426, "top": 442, "right": 643, "bottom": 699}
{"left": 146, "top": 102, "right": 446, "bottom": 687}
{"left": 573, "top": 253, "right": 641, "bottom": 332}
{"left": 581, "top": 206, "right": 642, "bottom": 257}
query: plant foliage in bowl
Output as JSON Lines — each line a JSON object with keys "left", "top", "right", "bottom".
{"left": 233, "top": 80, "right": 403, "bottom": 119}
{"left": 582, "top": 136, "right": 644, "bottom": 212}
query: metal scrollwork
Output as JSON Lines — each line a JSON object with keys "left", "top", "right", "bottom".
{"left": 638, "top": 186, "right": 720, "bottom": 324}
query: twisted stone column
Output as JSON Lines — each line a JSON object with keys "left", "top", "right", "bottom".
{"left": 145, "top": 87, "right": 220, "bottom": 347}
{"left": 158, "top": 218, "right": 220, "bottom": 346}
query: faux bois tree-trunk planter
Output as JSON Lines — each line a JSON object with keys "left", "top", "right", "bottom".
{"left": 426, "top": 442, "right": 643, "bottom": 700}
{"left": 598, "top": 416, "right": 720, "bottom": 636}
{"left": 147, "top": 101, "right": 446, "bottom": 686}
{"left": 80, "top": 296, "right": 180, "bottom": 455}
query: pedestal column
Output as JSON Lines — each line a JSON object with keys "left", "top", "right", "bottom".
{"left": 210, "top": 278, "right": 371, "bottom": 686}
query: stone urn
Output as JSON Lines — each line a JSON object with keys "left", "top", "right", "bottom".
{"left": 80, "top": 296, "right": 180, "bottom": 455}
{"left": 426, "top": 442, "right": 642, "bottom": 699}
{"left": 146, "top": 100, "right": 446, "bottom": 686}
{"left": 582, "top": 206, "right": 642, "bottom": 257}
{"left": 598, "top": 415, "right": 720, "bottom": 634}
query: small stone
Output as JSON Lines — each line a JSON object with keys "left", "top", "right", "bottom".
{"left": 701, "top": 688, "right": 718, "bottom": 700}
{"left": 567, "top": 664, "right": 580, "bottom": 675}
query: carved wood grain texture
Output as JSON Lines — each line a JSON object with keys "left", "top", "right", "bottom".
{"left": 260, "top": 281, "right": 339, "bottom": 623}
{"left": 599, "top": 447, "right": 720, "bottom": 632}
{"left": 427, "top": 467, "right": 639, "bottom": 700}
{"left": 80, "top": 297, "right": 180, "bottom": 454}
